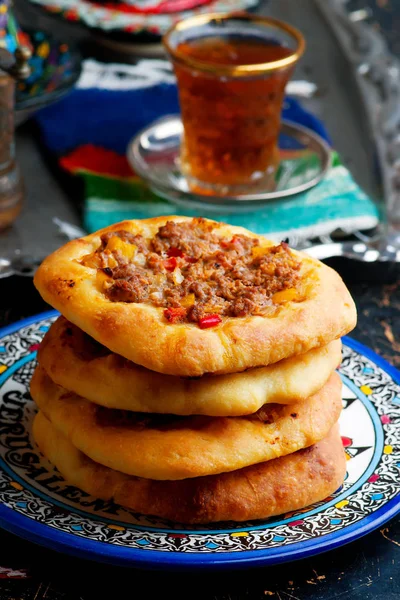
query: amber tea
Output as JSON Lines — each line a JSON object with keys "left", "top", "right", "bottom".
{"left": 164, "top": 15, "right": 305, "bottom": 195}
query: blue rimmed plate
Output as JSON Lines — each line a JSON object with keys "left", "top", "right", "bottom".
{"left": 26, "top": 0, "right": 259, "bottom": 38}
{"left": 0, "top": 311, "right": 398, "bottom": 569}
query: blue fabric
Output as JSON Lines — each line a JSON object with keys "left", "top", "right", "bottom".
{"left": 36, "top": 87, "right": 329, "bottom": 156}
{"left": 37, "top": 85, "right": 180, "bottom": 155}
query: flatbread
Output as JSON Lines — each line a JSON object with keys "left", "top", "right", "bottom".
{"left": 34, "top": 216, "right": 356, "bottom": 376}
{"left": 33, "top": 412, "right": 346, "bottom": 524}
{"left": 38, "top": 317, "right": 342, "bottom": 416}
{"left": 30, "top": 365, "right": 342, "bottom": 480}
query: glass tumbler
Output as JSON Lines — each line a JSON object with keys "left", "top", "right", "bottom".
{"left": 163, "top": 13, "right": 305, "bottom": 195}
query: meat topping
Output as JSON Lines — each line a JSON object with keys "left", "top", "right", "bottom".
{"left": 81, "top": 218, "right": 302, "bottom": 325}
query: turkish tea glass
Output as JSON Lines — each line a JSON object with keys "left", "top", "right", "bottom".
{"left": 163, "top": 13, "right": 305, "bottom": 196}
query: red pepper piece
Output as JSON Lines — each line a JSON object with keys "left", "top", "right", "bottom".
{"left": 164, "top": 307, "right": 186, "bottom": 323}
{"left": 198, "top": 314, "right": 222, "bottom": 329}
{"left": 167, "top": 247, "right": 183, "bottom": 258}
{"left": 220, "top": 236, "right": 239, "bottom": 248}
{"left": 231, "top": 235, "right": 243, "bottom": 244}
{"left": 164, "top": 257, "right": 177, "bottom": 272}
{"left": 167, "top": 247, "right": 197, "bottom": 263}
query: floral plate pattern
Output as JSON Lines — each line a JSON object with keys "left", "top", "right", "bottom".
{"left": 0, "top": 311, "right": 398, "bottom": 569}
{"left": 27, "top": 0, "right": 260, "bottom": 37}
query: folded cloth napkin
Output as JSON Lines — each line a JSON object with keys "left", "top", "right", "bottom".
{"left": 36, "top": 58, "right": 379, "bottom": 240}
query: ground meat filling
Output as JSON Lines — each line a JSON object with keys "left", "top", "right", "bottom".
{"left": 83, "top": 219, "right": 302, "bottom": 326}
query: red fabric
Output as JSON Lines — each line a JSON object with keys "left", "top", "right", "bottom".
{"left": 60, "top": 144, "right": 136, "bottom": 178}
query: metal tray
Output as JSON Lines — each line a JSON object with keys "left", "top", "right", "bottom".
{"left": 6, "top": 0, "right": 398, "bottom": 259}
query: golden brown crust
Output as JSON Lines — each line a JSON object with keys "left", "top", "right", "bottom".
{"left": 30, "top": 365, "right": 342, "bottom": 480}
{"left": 38, "top": 317, "right": 342, "bottom": 416}
{"left": 33, "top": 216, "right": 356, "bottom": 376}
{"left": 33, "top": 412, "right": 346, "bottom": 524}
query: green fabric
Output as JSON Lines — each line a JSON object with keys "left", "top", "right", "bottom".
{"left": 83, "top": 152, "right": 379, "bottom": 239}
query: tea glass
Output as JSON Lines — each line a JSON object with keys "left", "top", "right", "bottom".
{"left": 163, "top": 13, "right": 305, "bottom": 196}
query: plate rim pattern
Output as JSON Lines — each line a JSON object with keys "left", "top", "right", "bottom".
{"left": 0, "top": 310, "right": 398, "bottom": 570}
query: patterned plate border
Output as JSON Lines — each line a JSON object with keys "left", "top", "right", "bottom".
{"left": 27, "top": 0, "right": 260, "bottom": 35}
{"left": 0, "top": 310, "right": 398, "bottom": 570}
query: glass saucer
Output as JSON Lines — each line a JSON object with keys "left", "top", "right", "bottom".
{"left": 127, "top": 115, "right": 332, "bottom": 213}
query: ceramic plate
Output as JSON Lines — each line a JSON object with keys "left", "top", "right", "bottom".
{"left": 27, "top": 0, "right": 259, "bottom": 38}
{"left": 0, "top": 311, "right": 398, "bottom": 569}
{"left": 15, "top": 30, "right": 81, "bottom": 125}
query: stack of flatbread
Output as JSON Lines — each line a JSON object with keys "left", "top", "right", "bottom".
{"left": 31, "top": 216, "right": 356, "bottom": 524}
